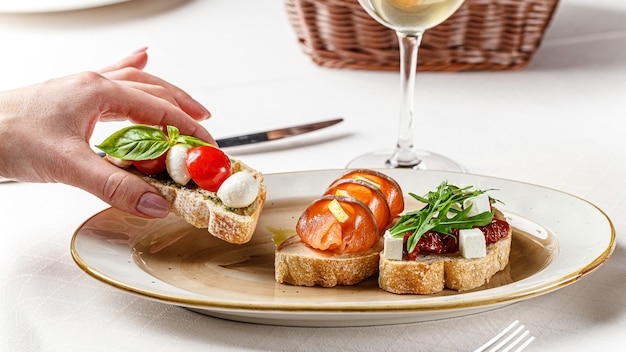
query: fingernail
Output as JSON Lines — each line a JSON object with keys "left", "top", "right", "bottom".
{"left": 137, "top": 192, "right": 169, "bottom": 218}
{"left": 194, "top": 99, "right": 211, "bottom": 120}
{"left": 132, "top": 46, "right": 148, "bottom": 54}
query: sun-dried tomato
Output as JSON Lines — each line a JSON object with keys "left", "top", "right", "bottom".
{"left": 483, "top": 219, "right": 510, "bottom": 244}
{"left": 404, "top": 218, "right": 510, "bottom": 260}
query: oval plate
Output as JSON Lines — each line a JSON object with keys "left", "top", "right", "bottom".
{"left": 71, "top": 169, "right": 615, "bottom": 326}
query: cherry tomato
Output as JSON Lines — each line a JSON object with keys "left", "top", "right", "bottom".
{"left": 185, "top": 146, "right": 232, "bottom": 192}
{"left": 132, "top": 153, "right": 167, "bottom": 175}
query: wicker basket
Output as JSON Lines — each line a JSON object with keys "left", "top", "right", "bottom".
{"left": 285, "top": 0, "right": 559, "bottom": 71}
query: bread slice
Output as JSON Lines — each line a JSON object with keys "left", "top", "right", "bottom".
{"left": 275, "top": 236, "right": 383, "bottom": 287}
{"left": 141, "top": 159, "right": 266, "bottom": 244}
{"left": 379, "top": 210, "right": 512, "bottom": 294}
{"left": 379, "top": 235, "right": 511, "bottom": 294}
{"left": 443, "top": 234, "right": 511, "bottom": 291}
{"left": 378, "top": 253, "right": 445, "bottom": 294}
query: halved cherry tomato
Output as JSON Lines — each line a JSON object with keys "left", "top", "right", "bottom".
{"left": 185, "top": 146, "right": 232, "bottom": 192}
{"left": 132, "top": 153, "right": 167, "bottom": 175}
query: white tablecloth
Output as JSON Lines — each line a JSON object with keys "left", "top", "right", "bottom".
{"left": 1, "top": 0, "right": 625, "bottom": 350}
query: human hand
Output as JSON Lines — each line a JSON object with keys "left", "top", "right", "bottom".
{"left": 0, "top": 49, "right": 215, "bottom": 218}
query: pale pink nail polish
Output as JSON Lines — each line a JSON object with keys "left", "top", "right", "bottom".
{"left": 136, "top": 192, "right": 169, "bottom": 218}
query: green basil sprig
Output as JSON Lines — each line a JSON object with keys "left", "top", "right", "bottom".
{"left": 95, "top": 124, "right": 210, "bottom": 160}
{"left": 388, "top": 181, "right": 497, "bottom": 253}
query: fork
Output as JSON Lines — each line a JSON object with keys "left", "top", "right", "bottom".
{"left": 473, "top": 320, "right": 535, "bottom": 352}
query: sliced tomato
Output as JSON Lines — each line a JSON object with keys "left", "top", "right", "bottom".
{"left": 296, "top": 195, "right": 379, "bottom": 254}
{"left": 325, "top": 179, "right": 391, "bottom": 233}
{"left": 339, "top": 169, "right": 404, "bottom": 218}
{"left": 132, "top": 153, "right": 167, "bottom": 175}
{"left": 185, "top": 146, "right": 232, "bottom": 192}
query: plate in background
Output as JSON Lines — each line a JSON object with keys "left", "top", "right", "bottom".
{"left": 0, "top": 0, "right": 130, "bottom": 13}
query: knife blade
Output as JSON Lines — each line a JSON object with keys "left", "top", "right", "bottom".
{"left": 215, "top": 118, "right": 343, "bottom": 147}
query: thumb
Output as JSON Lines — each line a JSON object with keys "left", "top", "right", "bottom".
{"left": 68, "top": 152, "right": 170, "bottom": 218}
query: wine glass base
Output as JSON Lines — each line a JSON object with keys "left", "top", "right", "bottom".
{"left": 347, "top": 149, "right": 466, "bottom": 172}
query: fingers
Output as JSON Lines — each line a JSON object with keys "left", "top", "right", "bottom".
{"left": 98, "top": 49, "right": 211, "bottom": 122}
{"left": 113, "top": 80, "right": 182, "bottom": 108}
{"left": 94, "top": 73, "right": 216, "bottom": 144}
{"left": 69, "top": 151, "right": 170, "bottom": 218}
{"left": 97, "top": 48, "right": 148, "bottom": 73}
{"left": 102, "top": 67, "right": 211, "bottom": 122}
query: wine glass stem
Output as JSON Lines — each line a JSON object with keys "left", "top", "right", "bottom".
{"left": 387, "top": 31, "right": 423, "bottom": 168}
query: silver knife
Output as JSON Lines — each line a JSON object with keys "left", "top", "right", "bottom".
{"left": 215, "top": 118, "right": 343, "bottom": 147}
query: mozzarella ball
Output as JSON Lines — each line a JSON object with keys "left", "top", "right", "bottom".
{"left": 166, "top": 144, "right": 192, "bottom": 185}
{"left": 217, "top": 171, "right": 259, "bottom": 208}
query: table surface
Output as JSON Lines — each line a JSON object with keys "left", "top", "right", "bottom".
{"left": 1, "top": 0, "right": 624, "bottom": 351}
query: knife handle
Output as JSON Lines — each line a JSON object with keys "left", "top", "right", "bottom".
{"left": 215, "top": 132, "right": 269, "bottom": 148}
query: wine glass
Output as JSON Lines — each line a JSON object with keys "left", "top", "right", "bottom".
{"left": 348, "top": 0, "right": 466, "bottom": 171}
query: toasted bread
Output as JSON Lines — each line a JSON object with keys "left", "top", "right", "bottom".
{"left": 378, "top": 254, "right": 445, "bottom": 294}
{"left": 378, "top": 210, "right": 512, "bottom": 294}
{"left": 275, "top": 236, "right": 383, "bottom": 287}
{"left": 141, "top": 159, "right": 266, "bottom": 244}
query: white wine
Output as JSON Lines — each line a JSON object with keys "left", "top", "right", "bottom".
{"left": 364, "top": 0, "right": 464, "bottom": 34}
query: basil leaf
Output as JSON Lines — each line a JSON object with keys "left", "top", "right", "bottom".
{"left": 166, "top": 125, "right": 210, "bottom": 147}
{"left": 177, "top": 135, "right": 211, "bottom": 147}
{"left": 166, "top": 125, "right": 181, "bottom": 142}
{"left": 95, "top": 125, "right": 170, "bottom": 160}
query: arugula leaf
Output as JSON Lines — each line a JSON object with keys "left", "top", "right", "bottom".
{"left": 388, "top": 180, "right": 496, "bottom": 253}
{"left": 95, "top": 125, "right": 210, "bottom": 160}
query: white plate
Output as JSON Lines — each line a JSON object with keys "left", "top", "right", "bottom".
{"left": 71, "top": 169, "right": 615, "bottom": 327}
{"left": 0, "top": 0, "right": 130, "bottom": 13}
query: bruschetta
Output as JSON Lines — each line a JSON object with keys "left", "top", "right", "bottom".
{"left": 275, "top": 169, "right": 402, "bottom": 287}
{"left": 379, "top": 181, "right": 511, "bottom": 294}
{"left": 97, "top": 124, "right": 266, "bottom": 244}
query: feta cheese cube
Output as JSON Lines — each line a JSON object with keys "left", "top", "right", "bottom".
{"left": 459, "top": 228, "right": 486, "bottom": 258}
{"left": 463, "top": 193, "right": 491, "bottom": 217}
{"left": 382, "top": 230, "right": 404, "bottom": 260}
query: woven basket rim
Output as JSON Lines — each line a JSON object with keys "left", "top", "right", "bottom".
{"left": 285, "top": 0, "right": 560, "bottom": 71}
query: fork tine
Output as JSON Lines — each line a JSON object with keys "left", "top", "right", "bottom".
{"left": 474, "top": 320, "right": 520, "bottom": 352}
{"left": 473, "top": 320, "right": 535, "bottom": 352}
{"left": 489, "top": 325, "right": 524, "bottom": 352}
{"left": 512, "top": 335, "right": 535, "bottom": 352}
